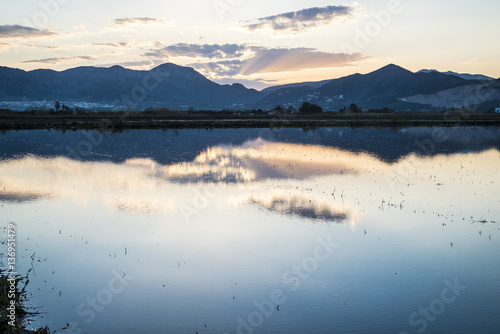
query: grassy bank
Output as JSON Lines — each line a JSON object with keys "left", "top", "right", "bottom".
{"left": 1, "top": 110, "right": 499, "bottom": 131}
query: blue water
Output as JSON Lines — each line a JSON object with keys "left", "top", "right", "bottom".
{"left": 1, "top": 127, "right": 499, "bottom": 334}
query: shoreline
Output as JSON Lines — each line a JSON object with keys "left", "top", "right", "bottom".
{"left": 1, "top": 111, "right": 499, "bottom": 130}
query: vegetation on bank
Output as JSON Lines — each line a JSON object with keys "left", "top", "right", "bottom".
{"left": 0, "top": 269, "right": 52, "bottom": 334}
{"left": 0, "top": 102, "right": 499, "bottom": 131}
{"left": 3, "top": 98, "right": 499, "bottom": 116}
{"left": 2, "top": 102, "right": 498, "bottom": 117}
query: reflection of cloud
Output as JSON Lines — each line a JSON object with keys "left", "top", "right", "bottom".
{"left": 2, "top": 146, "right": 496, "bottom": 230}
{"left": 0, "top": 141, "right": 384, "bottom": 214}
{"left": 0, "top": 25, "right": 57, "bottom": 39}
{"left": 0, "top": 157, "right": 175, "bottom": 214}
{"left": 0, "top": 191, "right": 51, "bottom": 203}
{"left": 115, "top": 199, "right": 163, "bottom": 213}
{"left": 160, "top": 139, "right": 385, "bottom": 183}
{"left": 248, "top": 194, "right": 349, "bottom": 223}
{"left": 241, "top": 5, "right": 361, "bottom": 34}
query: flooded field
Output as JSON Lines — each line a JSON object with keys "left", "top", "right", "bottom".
{"left": 1, "top": 127, "right": 499, "bottom": 334}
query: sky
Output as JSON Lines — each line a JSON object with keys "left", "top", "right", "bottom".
{"left": 0, "top": 0, "right": 499, "bottom": 90}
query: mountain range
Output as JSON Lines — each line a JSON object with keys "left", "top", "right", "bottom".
{"left": 0, "top": 63, "right": 499, "bottom": 111}
{"left": 417, "top": 69, "right": 494, "bottom": 82}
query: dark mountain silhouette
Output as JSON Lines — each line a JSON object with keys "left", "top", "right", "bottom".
{"left": 259, "top": 85, "right": 316, "bottom": 106}
{"left": 261, "top": 64, "right": 481, "bottom": 110}
{"left": 418, "top": 69, "right": 494, "bottom": 81}
{"left": 0, "top": 63, "right": 495, "bottom": 111}
{"left": 261, "top": 79, "right": 333, "bottom": 95}
{"left": 0, "top": 63, "right": 260, "bottom": 109}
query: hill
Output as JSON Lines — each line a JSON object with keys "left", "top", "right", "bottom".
{"left": 0, "top": 63, "right": 260, "bottom": 109}
{"left": 0, "top": 63, "right": 497, "bottom": 111}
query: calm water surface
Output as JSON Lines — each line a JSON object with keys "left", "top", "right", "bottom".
{"left": 1, "top": 127, "right": 499, "bottom": 334}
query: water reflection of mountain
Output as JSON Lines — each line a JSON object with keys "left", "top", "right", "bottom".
{"left": 1, "top": 127, "right": 499, "bottom": 163}
{"left": 1, "top": 145, "right": 497, "bottom": 227}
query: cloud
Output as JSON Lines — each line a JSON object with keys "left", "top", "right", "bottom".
{"left": 21, "top": 55, "right": 96, "bottom": 64}
{"left": 143, "top": 43, "right": 364, "bottom": 78}
{"left": 462, "top": 59, "right": 478, "bottom": 65}
{"left": 227, "top": 47, "right": 364, "bottom": 76}
{"left": 113, "top": 17, "right": 166, "bottom": 25}
{"left": 212, "top": 77, "right": 277, "bottom": 90}
{"left": 93, "top": 41, "right": 130, "bottom": 48}
{"left": 95, "top": 60, "right": 164, "bottom": 69}
{"left": 22, "top": 44, "right": 59, "bottom": 49}
{"left": 143, "top": 43, "right": 248, "bottom": 60}
{"left": 0, "top": 42, "right": 59, "bottom": 51}
{"left": 0, "top": 25, "right": 57, "bottom": 39}
{"left": 194, "top": 59, "right": 245, "bottom": 77}
{"left": 194, "top": 47, "right": 364, "bottom": 77}
{"left": 242, "top": 5, "right": 361, "bottom": 34}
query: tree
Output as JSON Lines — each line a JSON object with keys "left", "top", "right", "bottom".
{"left": 272, "top": 105, "right": 286, "bottom": 115}
{"left": 54, "top": 101, "right": 61, "bottom": 111}
{"left": 349, "top": 103, "right": 362, "bottom": 113}
{"left": 299, "top": 102, "right": 323, "bottom": 114}
{"left": 62, "top": 104, "right": 71, "bottom": 112}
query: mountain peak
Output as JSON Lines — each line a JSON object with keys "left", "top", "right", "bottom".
{"left": 375, "top": 64, "right": 413, "bottom": 74}
{"left": 109, "top": 65, "right": 125, "bottom": 71}
{"left": 150, "top": 62, "right": 203, "bottom": 77}
{"left": 151, "top": 62, "right": 189, "bottom": 71}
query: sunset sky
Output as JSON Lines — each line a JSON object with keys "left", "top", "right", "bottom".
{"left": 1, "top": 0, "right": 499, "bottom": 89}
